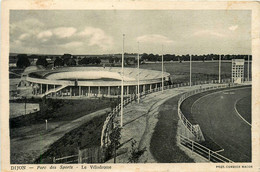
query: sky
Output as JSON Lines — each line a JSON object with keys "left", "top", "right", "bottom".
{"left": 10, "top": 10, "right": 251, "bottom": 55}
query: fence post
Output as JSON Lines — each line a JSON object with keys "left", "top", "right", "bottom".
{"left": 53, "top": 157, "right": 56, "bottom": 163}
{"left": 208, "top": 150, "right": 211, "bottom": 161}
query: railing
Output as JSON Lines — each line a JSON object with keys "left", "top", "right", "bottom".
{"left": 53, "top": 154, "right": 78, "bottom": 164}
{"left": 101, "top": 78, "right": 232, "bottom": 147}
{"left": 177, "top": 83, "right": 239, "bottom": 141}
{"left": 41, "top": 85, "right": 67, "bottom": 98}
{"left": 177, "top": 82, "right": 253, "bottom": 162}
{"left": 179, "top": 135, "right": 233, "bottom": 163}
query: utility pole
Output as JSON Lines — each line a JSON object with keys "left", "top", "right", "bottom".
{"left": 219, "top": 55, "right": 221, "bottom": 83}
{"left": 162, "top": 45, "right": 164, "bottom": 92}
{"left": 248, "top": 55, "right": 250, "bottom": 81}
{"left": 137, "top": 42, "right": 140, "bottom": 103}
{"left": 190, "top": 55, "right": 192, "bottom": 87}
{"left": 121, "top": 34, "right": 125, "bottom": 127}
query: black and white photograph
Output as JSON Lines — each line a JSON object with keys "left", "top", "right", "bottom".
{"left": 1, "top": 1, "right": 260, "bottom": 171}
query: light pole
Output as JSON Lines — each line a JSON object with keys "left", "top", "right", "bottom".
{"left": 248, "top": 55, "right": 250, "bottom": 81}
{"left": 190, "top": 55, "right": 192, "bottom": 87}
{"left": 162, "top": 45, "right": 164, "bottom": 92}
{"left": 137, "top": 42, "right": 140, "bottom": 103}
{"left": 121, "top": 34, "right": 125, "bottom": 127}
{"left": 219, "top": 55, "right": 221, "bottom": 83}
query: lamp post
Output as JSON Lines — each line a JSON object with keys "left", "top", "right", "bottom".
{"left": 137, "top": 42, "right": 140, "bottom": 103}
{"left": 248, "top": 55, "right": 250, "bottom": 81}
{"left": 190, "top": 55, "right": 192, "bottom": 87}
{"left": 219, "top": 55, "right": 221, "bottom": 83}
{"left": 162, "top": 45, "right": 164, "bottom": 92}
{"left": 121, "top": 34, "right": 125, "bottom": 127}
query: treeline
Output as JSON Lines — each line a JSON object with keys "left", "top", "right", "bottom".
{"left": 15, "top": 53, "right": 101, "bottom": 68}
{"left": 141, "top": 53, "right": 252, "bottom": 62}
{"left": 13, "top": 53, "right": 252, "bottom": 69}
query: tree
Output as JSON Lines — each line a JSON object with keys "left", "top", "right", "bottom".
{"left": 16, "top": 54, "right": 30, "bottom": 68}
{"left": 62, "top": 54, "right": 72, "bottom": 60}
{"left": 108, "top": 57, "right": 114, "bottom": 64}
{"left": 78, "top": 57, "right": 90, "bottom": 65}
{"left": 95, "top": 58, "right": 101, "bottom": 64}
{"left": 141, "top": 53, "right": 148, "bottom": 61}
{"left": 36, "top": 57, "right": 48, "bottom": 67}
{"left": 107, "top": 122, "right": 121, "bottom": 163}
{"left": 54, "top": 57, "right": 64, "bottom": 67}
{"left": 65, "top": 58, "right": 76, "bottom": 66}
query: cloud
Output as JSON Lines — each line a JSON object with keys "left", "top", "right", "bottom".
{"left": 11, "top": 18, "right": 44, "bottom": 35}
{"left": 37, "top": 30, "right": 53, "bottom": 39}
{"left": 193, "top": 30, "right": 225, "bottom": 38}
{"left": 19, "top": 33, "right": 30, "bottom": 40}
{"left": 136, "top": 34, "right": 174, "bottom": 44}
{"left": 78, "top": 27, "right": 113, "bottom": 49}
{"left": 229, "top": 25, "right": 238, "bottom": 31}
{"left": 60, "top": 41, "right": 83, "bottom": 48}
{"left": 52, "top": 27, "right": 77, "bottom": 38}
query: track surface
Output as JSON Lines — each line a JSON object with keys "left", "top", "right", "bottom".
{"left": 190, "top": 86, "right": 251, "bottom": 162}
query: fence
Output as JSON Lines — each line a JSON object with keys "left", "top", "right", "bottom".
{"left": 53, "top": 147, "right": 104, "bottom": 164}
{"left": 177, "top": 82, "right": 253, "bottom": 162}
{"left": 101, "top": 79, "right": 232, "bottom": 147}
{"left": 177, "top": 83, "right": 240, "bottom": 141}
{"left": 53, "top": 154, "right": 78, "bottom": 164}
{"left": 78, "top": 147, "right": 104, "bottom": 163}
{"left": 179, "top": 135, "right": 233, "bottom": 163}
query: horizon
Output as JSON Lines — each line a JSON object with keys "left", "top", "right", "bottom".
{"left": 9, "top": 52, "right": 252, "bottom": 56}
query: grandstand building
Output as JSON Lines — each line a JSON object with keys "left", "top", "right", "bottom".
{"left": 18, "top": 66, "right": 170, "bottom": 98}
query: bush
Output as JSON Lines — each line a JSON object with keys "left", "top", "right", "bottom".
{"left": 128, "top": 139, "right": 146, "bottom": 163}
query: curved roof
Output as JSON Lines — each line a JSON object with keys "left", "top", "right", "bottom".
{"left": 25, "top": 67, "right": 170, "bottom": 86}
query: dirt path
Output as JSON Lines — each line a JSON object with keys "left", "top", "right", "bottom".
{"left": 11, "top": 107, "right": 110, "bottom": 164}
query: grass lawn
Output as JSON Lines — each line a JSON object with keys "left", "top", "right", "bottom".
{"left": 138, "top": 61, "right": 231, "bottom": 83}
{"left": 150, "top": 94, "right": 194, "bottom": 163}
{"left": 10, "top": 98, "right": 112, "bottom": 130}
{"left": 34, "top": 113, "right": 106, "bottom": 164}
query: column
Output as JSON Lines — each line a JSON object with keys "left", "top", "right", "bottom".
{"left": 150, "top": 84, "right": 152, "bottom": 92}
{"left": 143, "top": 85, "right": 145, "bottom": 93}
{"left": 127, "top": 86, "right": 129, "bottom": 95}
{"left": 79, "top": 86, "right": 81, "bottom": 97}
{"left": 98, "top": 86, "right": 101, "bottom": 96}
{"left": 108, "top": 86, "right": 110, "bottom": 96}
{"left": 70, "top": 87, "right": 72, "bottom": 97}
{"left": 46, "top": 84, "right": 48, "bottom": 92}
{"left": 88, "top": 86, "right": 91, "bottom": 97}
{"left": 155, "top": 83, "right": 157, "bottom": 89}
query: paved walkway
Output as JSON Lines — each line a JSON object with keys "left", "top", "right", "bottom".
{"left": 11, "top": 107, "right": 110, "bottom": 164}
{"left": 109, "top": 84, "right": 219, "bottom": 163}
